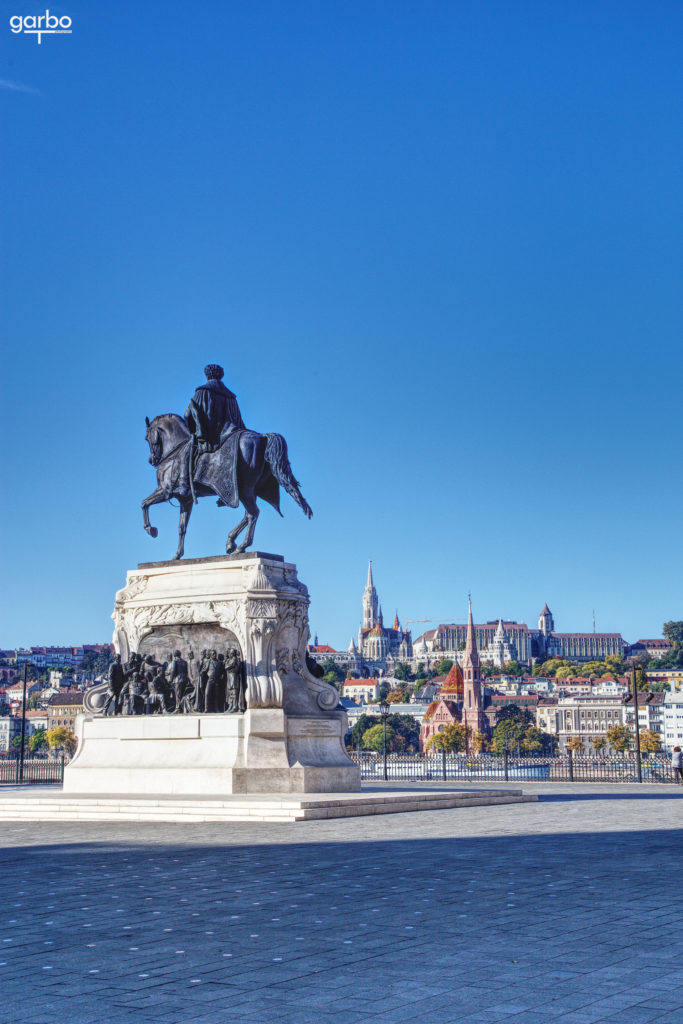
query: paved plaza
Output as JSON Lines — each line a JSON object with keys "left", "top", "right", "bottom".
{"left": 1, "top": 782, "right": 683, "bottom": 1024}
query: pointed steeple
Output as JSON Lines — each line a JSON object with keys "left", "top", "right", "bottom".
{"left": 362, "top": 560, "right": 379, "bottom": 630}
{"left": 393, "top": 611, "right": 400, "bottom": 631}
{"left": 464, "top": 598, "right": 479, "bottom": 669}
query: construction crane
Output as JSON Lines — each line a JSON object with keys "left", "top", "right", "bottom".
{"left": 404, "top": 617, "right": 465, "bottom": 629}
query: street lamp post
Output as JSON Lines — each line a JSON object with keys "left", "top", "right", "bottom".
{"left": 379, "top": 699, "right": 390, "bottom": 782}
{"left": 18, "top": 663, "right": 28, "bottom": 784}
{"left": 632, "top": 666, "right": 643, "bottom": 784}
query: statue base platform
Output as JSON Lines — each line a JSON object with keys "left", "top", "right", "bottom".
{"left": 64, "top": 711, "right": 358, "bottom": 795}
{"left": 67, "top": 552, "right": 360, "bottom": 795}
{"left": 0, "top": 786, "right": 537, "bottom": 823}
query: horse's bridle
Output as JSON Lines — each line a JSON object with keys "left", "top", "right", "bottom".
{"left": 148, "top": 433, "right": 189, "bottom": 468}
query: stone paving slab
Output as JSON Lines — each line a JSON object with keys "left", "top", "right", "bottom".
{"left": 1, "top": 782, "right": 682, "bottom": 1023}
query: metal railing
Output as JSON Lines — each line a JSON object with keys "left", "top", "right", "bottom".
{"left": 349, "top": 752, "right": 679, "bottom": 784}
{"left": 0, "top": 756, "right": 66, "bottom": 785}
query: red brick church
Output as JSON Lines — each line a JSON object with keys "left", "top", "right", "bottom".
{"left": 420, "top": 600, "right": 489, "bottom": 751}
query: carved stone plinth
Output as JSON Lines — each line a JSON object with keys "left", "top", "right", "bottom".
{"left": 64, "top": 553, "right": 360, "bottom": 795}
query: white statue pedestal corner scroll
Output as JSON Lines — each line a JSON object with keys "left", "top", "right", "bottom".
{"left": 63, "top": 553, "right": 360, "bottom": 795}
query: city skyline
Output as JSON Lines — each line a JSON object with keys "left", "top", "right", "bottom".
{"left": 1, "top": 3, "right": 681, "bottom": 647}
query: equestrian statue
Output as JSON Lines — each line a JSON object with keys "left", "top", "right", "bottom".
{"left": 142, "top": 364, "right": 312, "bottom": 559}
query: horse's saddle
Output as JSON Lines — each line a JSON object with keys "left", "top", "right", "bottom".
{"left": 193, "top": 429, "right": 243, "bottom": 508}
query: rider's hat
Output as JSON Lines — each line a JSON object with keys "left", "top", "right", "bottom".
{"left": 204, "top": 364, "right": 224, "bottom": 380}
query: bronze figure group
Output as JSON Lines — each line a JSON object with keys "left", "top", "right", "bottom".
{"left": 104, "top": 647, "right": 246, "bottom": 716}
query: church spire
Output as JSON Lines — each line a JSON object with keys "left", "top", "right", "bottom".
{"left": 362, "top": 560, "right": 379, "bottom": 630}
{"left": 464, "top": 598, "right": 479, "bottom": 669}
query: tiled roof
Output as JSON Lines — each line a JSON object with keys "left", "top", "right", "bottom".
{"left": 441, "top": 664, "right": 464, "bottom": 694}
{"left": 48, "top": 692, "right": 84, "bottom": 706}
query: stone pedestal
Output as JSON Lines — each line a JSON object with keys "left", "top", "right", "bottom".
{"left": 64, "top": 553, "right": 360, "bottom": 795}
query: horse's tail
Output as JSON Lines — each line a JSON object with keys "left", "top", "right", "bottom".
{"left": 264, "top": 433, "right": 313, "bottom": 519}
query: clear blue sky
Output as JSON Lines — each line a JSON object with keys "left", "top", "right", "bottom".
{"left": 1, "top": 1, "right": 681, "bottom": 650}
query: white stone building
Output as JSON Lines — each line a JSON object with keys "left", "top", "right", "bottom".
{"left": 415, "top": 603, "right": 624, "bottom": 666}
{"left": 662, "top": 691, "right": 683, "bottom": 752}
{"left": 342, "top": 679, "right": 380, "bottom": 704}
{"left": 0, "top": 716, "right": 21, "bottom": 754}
{"left": 622, "top": 693, "right": 665, "bottom": 746}
{"left": 536, "top": 696, "right": 626, "bottom": 752}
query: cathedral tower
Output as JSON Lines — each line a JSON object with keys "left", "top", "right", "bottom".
{"left": 538, "top": 603, "right": 554, "bottom": 637}
{"left": 362, "top": 560, "right": 379, "bottom": 630}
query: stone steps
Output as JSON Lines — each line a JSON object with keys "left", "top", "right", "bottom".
{"left": 0, "top": 788, "right": 536, "bottom": 823}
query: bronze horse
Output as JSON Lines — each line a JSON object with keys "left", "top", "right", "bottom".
{"left": 142, "top": 414, "right": 312, "bottom": 559}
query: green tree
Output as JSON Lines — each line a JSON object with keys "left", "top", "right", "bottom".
{"left": 80, "top": 648, "right": 114, "bottom": 674}
{"left": 491, "top": 719, "right": 525, "bottom": 754}
{"left": 393, "top": 662, "right": 414, "bottom": 682}
{"left": 534, "top": 658, "right": 572, "bottom": 678}
{"left": 567, "top": 736, "right": 584, "bottom": 752}
{"left": 351, "top": 713, "right": 378, "bottom": 748}
{"left": 520, "top": 725, "right": 545, "bottom": 753}
{"left": 387, "top": 713, "right": 420, "bottom": 751}
{"left": 604, "top": 654, "right": 626, "bottom": 676}
{"left": 651, "top": 646, "right": 683, "bottom": 670}
{"left": 502, "top": 660, "right": 523, "bottom": 677}
{"left": 494, "top": 703, "right": 534, "bottom": 727}
{"left": 426, "top": 722, "right": 469, "bottom": 753}
{"left": 362, "top": 723, "right": 395, "bottom": 753}
{"left": 662, "top": 621, "right": 683, "bottom": 647}
{"left": 634, "top": 666, "right": 649, "bottom": 691}
{"left": 606, "top": 724, "right": 631, "bottom": 753}
{"left": 29, "top": 729, "right": 49, "bottom": 754}
{"left": 435, "top": 658, "right": 454, "bottom": 676}
{"left": 352, "top": 712, "right": 420, "bottom": 752}
{"left": 319, "top": 658, "right": 345, "bottom": 682}
{"left": 591, "top": 736, "right": 607, "bottom": 753}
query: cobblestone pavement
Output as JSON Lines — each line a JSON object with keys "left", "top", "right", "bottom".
{"left": 1, "top": 782, "right": 682, "bottom": 1024}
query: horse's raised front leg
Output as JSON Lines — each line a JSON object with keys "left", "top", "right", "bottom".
{"left": 175, "top": 498, "right": 193, "bottom": 560}
{"left": 142, "top": 486, "right": 168, "bottom": 539}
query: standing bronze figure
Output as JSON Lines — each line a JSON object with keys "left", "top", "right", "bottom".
{"left": 142, "top": 364, "right": 312, "bottom": 559}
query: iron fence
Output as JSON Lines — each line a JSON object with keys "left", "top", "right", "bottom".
{"left": 349, "top": 752, "right": 679, "bottom": 784}
{"left": 0, "top": 757, "right": 66, "bottom": 785}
